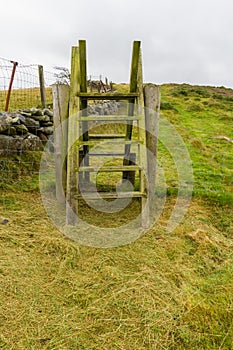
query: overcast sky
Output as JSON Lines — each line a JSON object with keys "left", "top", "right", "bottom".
{"left": 1, "top": 0, "right": 233, "bottom": 87}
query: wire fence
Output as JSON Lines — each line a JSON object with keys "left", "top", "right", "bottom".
{"left": 0, "top": 57, "right": 56, "bottom": 111}
{"left": 0, "top": 57, "right": 57, "bottom": 191}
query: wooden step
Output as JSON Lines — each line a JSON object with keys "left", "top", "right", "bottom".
{"left": 77, "top": 140, "right": 142, "bottom": 146}
{"left": 78, "top": 115, "right": 142, "bottom": 121}
{"left": 77, "top": 92, "right": 138, "bottom": 100}
{"left": 88, "top": 152, "right": 130, "bottom": 157}
{"left": 88, "top": 134, "right": 125, "bottom": 139}
{"left": 76, "top": 165, "right": 142, "bottom": 172}
{"left": 75, "top": 191, "right": 146, "bottom": 199}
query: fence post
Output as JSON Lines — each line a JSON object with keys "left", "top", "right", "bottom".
{"left": 38, "top": 65, "right": 47, "bottom": 108}
{"left": 52, "top": 84, "right": 70, "bottom": 203}
{"left": 5, "top": 61, "right": 18, "bottom": 111}
{"left": 144, "top": 84, "right": 160, "bottom": 222}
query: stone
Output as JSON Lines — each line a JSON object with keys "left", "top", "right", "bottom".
{"left": 24, "top": 117, "right": 40, "bottom": 129}
{"left": 19, "top": 111, "right": 32, "bottom": 117}
{"left": 87, "top": 101, "right": 120, "bottom": 116}
{"left": 3, "top": 127, "right": 17, "bottom": 136}
{"left": 38, "top": 126, "right": 53, "bottom": 135}
{"left": 0, "top": 216, "right": 9, "bottom": 225}
{"left": 30, "top": 108, "right": 44, "bottom": 116}
{"left": 43, "top": 108, "right": 53, "bottom": 117}
{"left": 0, "top": 135, "right": 21, "bottom": 155}
{"left": 17, "top": 114, "right": 26, "bottom": 124}
{"left": 42, "top": 115, "right": 50, "bottom": 123}
{"left": 11, "top": 116, "right": 20, "bottom": 124}
{"left": 0, "top": 115, "right": 14, "bottom": 132}
{"left": 38, "top": 132, "right": 48, "bottom": 142}
{"left": 30, "top": 114, "right": 46, "bottom": 122}
{"left": 40, "top": 122, "right": 53, "bottom": 127}
{"left": 15, "top": 124, "right": 28, "bottom": 134}
{"left": 20, "top": 108, "right": 31, "bottom": 113}
{"left": 22, "top": 134, "right": 43, "bottom": 151}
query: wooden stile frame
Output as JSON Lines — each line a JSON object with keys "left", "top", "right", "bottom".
{"left": 53, "top": 40, "right": 160, "bottom": 228}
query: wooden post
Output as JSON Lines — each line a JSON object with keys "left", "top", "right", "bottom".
{"left": 144, "top": 84, "right": 160, "bottom": 223}
{"left": 5, "top": 61, "right": 18, "bottom": 112}
{"left": 38, "top": 65, "right": 47, "bottom": 108}
{"left": 79, "top": 40, "right": 89, "bottom": 181}
{"left": 90, "top": 75, "right": 92, "bottom": 92}
{"left": 123, "top": 41, "right": 141, "bottom": 177}
{"left": 66, "top": 46, "right": 80, "bottom": 225}
{"left": 52, "top": 84, "right": 70, "bottom": 203}
{"left": 137, "top": 49, "right": 150, "bottom": 228}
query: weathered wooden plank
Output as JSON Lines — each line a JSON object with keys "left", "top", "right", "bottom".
{"left": 79, "top": 40, "right": 89, "bottom": 180}
{"left": 77, "top": 140, "right": 143, "bottom": 146}
{"left": 78, "top": 115, "right": 142, "bottom": 121}
{"left": 88, "top": 152, "right": 136, "bottom": 157}
{"left": 77, "top": 92, "right": 138, "bottom": 100}
{"left": 88, "top": 134, "right": 125, "bottom": 139}
{"left": 52, "top": 84, "right": 70, "bottom": 203}
{"left": 75, "top": 191, "right": 146, "bottom": 199}
{"left": 129, "top": 41, "right": 141, "bottom": 93}
{"left": 77, "top": 165, "right": 142, "bottom": 172}
{"left": 144, "top": 84, "right": 160, "bottom": 224}
{"left": 137, "top": 49, "right": 150, "bottom": 228}
{"left": 66, "top": 46, "right": 80, "bottom": 225}
{"left": 123, "top": 41, "right": 141, "bottom": 177}
{"left": 79, "top": 40, "right": 87, "bottom": 93}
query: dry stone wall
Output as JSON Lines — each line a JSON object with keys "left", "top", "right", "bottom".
{"left": 0, "top": 108, "right": 53, "bottom": 156}
{"left": 0, "top": 101, "right": 120, "bottom": 156}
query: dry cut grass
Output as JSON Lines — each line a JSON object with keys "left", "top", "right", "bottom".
{"left": 0, "top": 190, "right": 232, "bottom": 350}
{"left": 0, "top": 88, "right": 53, "bottom": 111}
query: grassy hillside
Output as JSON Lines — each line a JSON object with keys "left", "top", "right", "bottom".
{"left": 0, "top": 83, "right": 232, "bottom": 349}
{"left": 160, "top": 84, "right": 232, "bottom": 202}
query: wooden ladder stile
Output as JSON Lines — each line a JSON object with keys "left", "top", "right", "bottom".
{"left": 66, "top": 40, "right": 150, "bottom": 228}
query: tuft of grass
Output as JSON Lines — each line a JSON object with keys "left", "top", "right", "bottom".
{"left": 160, "top": 101, "right": 177, "bottom": 111}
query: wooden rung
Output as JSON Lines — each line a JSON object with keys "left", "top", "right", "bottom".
{"left": 77, "top": 140, "right": 142, "bottom": 146}
{"left": 88, "top": 134, "right": 125, "bottom": 139}
{"left": 78, "top": 115, "right": 142, "bottom": 121}
{"left": 76, "top": 165, "right": 141, "bottom": 172}
{"left": 77, "top": 92, "right": 138, "bottom": 100}
{"left": 75, "top": 191, "right": 146, "bottom": 199}
{"left": 88, "top": 152, "right": 128, "bottom": 157}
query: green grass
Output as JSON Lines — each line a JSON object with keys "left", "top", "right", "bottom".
{"left": 0, "top": 83, "right": 232, "bottom": 349}
{"left": 159, "top": 83, "right": 233, "bottom": 205}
